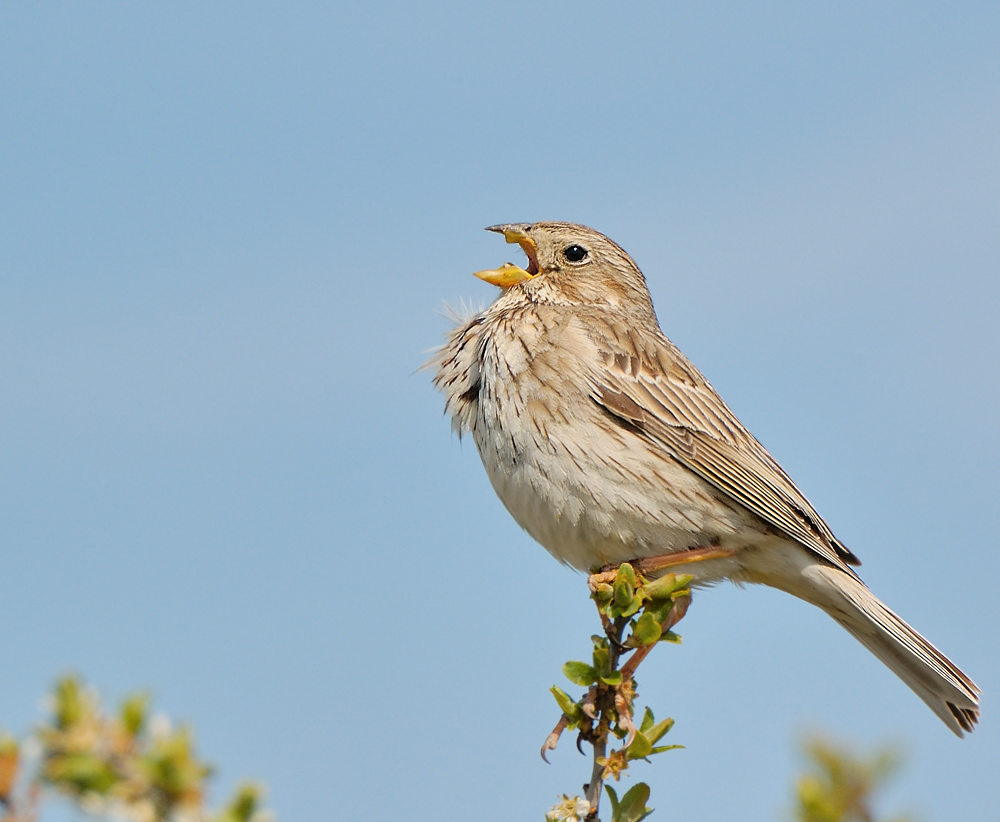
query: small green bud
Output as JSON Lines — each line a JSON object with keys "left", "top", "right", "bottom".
{"left": 593, "top": 582, "right": 614, "bottom": 604}
{"left": 613, "top": 577, "right": 635, "bottom": 609}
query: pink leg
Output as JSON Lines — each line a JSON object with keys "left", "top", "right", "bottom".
{"left": 589, "top": 544, "right": 737, "bottom": 587}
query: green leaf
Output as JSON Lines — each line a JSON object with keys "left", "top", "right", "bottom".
{"left": 631, "top": 613, "right": 662, "bottom": 646}
{"left": 644, "top": 716, "right": 675, "bottom": 745}
{"left": 620, "top": 595, "right": 643, "bottom": 618}
{"left": 605, "top": 784, "right": 621, "bottom": 818}
{"left": 626, "top": 732, "right": 653, "bottom": 760}
{"left": 649, "top": 744, "right": 684, "bottom": 755}
{"left": 612, "top": 782, "right": 653, "bottom": 822}
{"left": 644, "top": 571, "right": 690, "bottom": 595}
{"left": 592, "top": 646, "right": 612, "bottom": 677}
{"left": 641, "top": 572, "right": 682, "bottom": 600}
{"left": 562, "top": 661, "right": 597, "bottom": 686}
{"left": 644, "top": 599, "right": 674, "bottom": 624}
{"left": 659, "top": 630, "right": 682, "bottom": 644}
{"left": 550, "top": 686, "right": 583, "bottom": 722}
{"left": 599, "top": 671, "right": 623, "bottom": 686}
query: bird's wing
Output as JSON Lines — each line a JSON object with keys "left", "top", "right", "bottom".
{"left": 587, "top": 328, "right": 860, "bottom": 574}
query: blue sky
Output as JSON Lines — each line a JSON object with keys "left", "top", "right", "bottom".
{"left": 2, "top": 3, "right": 998, "bottom": 820}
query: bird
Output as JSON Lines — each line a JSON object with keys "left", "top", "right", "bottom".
{"left": 431, "top": 221, "right": 979, "bottom": 736}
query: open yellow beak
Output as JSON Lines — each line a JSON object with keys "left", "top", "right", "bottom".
{"left": 473, "top": 262, "right": 533, "bottom": 288}
{"left": 473, "top": 225, "right": 540, "bottom": 289}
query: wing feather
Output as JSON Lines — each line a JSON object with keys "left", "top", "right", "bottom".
{"left": 588, "top": 331, "right": 860, "bottom": 573}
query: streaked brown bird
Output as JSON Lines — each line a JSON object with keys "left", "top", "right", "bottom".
{"left": 432, "top": 221, "right": 979, "bottom": 735}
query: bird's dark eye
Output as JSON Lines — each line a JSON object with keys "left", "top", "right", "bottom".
{"left": 564, "top": 244, "right": 589, "bottom": 263}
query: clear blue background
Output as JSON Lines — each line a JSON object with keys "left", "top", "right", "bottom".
{"left": 2, "top": 3, "right": 997, "bottom": 819}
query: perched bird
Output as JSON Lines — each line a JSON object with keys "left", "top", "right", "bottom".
{"left": 432, "top": 221, "right": 980, "bottom": 735}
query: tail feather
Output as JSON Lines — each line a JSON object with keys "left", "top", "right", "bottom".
{"left": 810, "top": 566, "right": 980, "bottom": 736}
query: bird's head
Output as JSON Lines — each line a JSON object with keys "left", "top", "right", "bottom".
{"left": 473, "top": 221, "right": 655, "bottom": 315}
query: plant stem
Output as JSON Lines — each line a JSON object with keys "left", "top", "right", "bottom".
{"left": 584, "top": 615, "right": 629, "bottom": 820}
{"left": 585, "top": 731, "right": 607, "bottom": 819}
{"left": 619, "top": 595, "right": 690, "bottom": 681}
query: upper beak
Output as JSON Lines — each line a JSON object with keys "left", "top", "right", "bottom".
{"left": 473, "top": 224, "right": 540, "bottom": 288}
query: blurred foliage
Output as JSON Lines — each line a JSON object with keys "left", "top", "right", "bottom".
{"left": 0, "top": 676, "right": 272, "bottom": 822}
{"left": 792, "top": 735, "right": 911, "bottom": 822}
{"left": 0, "top": 650, "right": 917, "bottom": 822}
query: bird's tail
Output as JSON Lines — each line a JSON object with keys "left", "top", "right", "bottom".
{"left": 801, "top": 564, "right": 980, "bottom": 736}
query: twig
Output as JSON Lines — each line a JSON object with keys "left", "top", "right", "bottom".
{"left": 584, "top": 614, "right": 629, "bottom": 820}
{"left": 584, "top": 730, "right": 608, "bottom": 819}
{"left": 546, "top": 566, "right": 691, "bottom": 822}
{"left": 620, "top": 595, "right": 690, "bottom": 681}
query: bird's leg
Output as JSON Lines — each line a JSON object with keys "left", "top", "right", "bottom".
{"left": 586, "top": 574, "right": 621, "bottom": 649}
{"left": 634, "top": 544, "right": 737, "bottom": 576}
{"left": 591, "top": 544, "right": 737, "bottom": 584}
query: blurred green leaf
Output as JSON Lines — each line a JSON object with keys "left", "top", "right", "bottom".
{"left": 142, "top": 725, "right": 212, "bottom": 807}
{"left": 214, "top": 782, "right": 265, "bottom": 822}
{"left": 792, "top": 735, "right": 908, "bottom": 822}
{"left": 44, "top": 753, "right": 118, "bottom": 795}
{"left": 120, "top": 692, "right": 150, "bottom": 737}
{"left": 52, "top": 676, "right": 86, "bottom": 730}
{"left": 3, "top": 675, "right": 276, "bottom": 822}
{"left": 0, "top": 733, "right": 20, "bottom": 802}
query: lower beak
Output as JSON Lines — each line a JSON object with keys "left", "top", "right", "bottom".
{"left": 474, "top": 262, "right": 534, "bottom": 288}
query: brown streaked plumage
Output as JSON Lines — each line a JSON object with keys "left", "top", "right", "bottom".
{"left": 432, "top": 221, "right": 980, "bottom": 735}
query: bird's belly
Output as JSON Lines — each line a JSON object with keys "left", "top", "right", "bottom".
{"left": 473, "top": 408, "right": 753, "bottom": 575}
